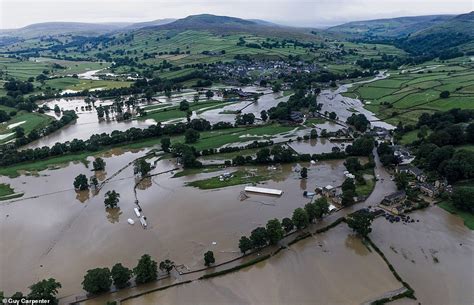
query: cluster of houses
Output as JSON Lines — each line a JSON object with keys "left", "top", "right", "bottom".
{"left": 207, "top": 60, "right": 319, "bottom": 84}
{"left": 395, "top": 164, "right": 451, "bottom": 198}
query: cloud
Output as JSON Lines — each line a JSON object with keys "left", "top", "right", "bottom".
{"left": 0, "top": 0, "right": 471, "bottom": 29}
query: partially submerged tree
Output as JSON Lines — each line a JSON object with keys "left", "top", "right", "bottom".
{"left": 204, "top": 251, "right": 215, "bottom": 266}
{"left": 28, "top": 278, "right": 62, "bottom": 305}
{"left": 159, "top": 259, "right": 175, "bottom": 274}
{"left": 73, "top": 174, "right": 89, "bottom": 191}
{"left": 111, "top": 263, "right": 132, "bottom": 289}
{"left": 346, "top": 210, "right": 375, "bottom": 237}
{"left": 82, "top": 268, "right": 112, "bottom": 294}
{"left": 104, "top": 190, "right": 120, "bottom": 208}
{"left": 134, "top": 254, "right": 158, "bottom": 284}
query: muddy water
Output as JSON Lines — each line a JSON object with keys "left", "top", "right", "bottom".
{"left": 288, "top": 137, "right": 352, "bottom": 154}
{"left": 25, "top": 98, "right": 156, "bottom": 148}
{"left": 123, "top": 225, "right": 402, "bottom": 305}
{"left": 318, "top": 73, "right": 396, "bottom": 130}
{"left": 371, "top": 207, "right": 474, "bottom": 305}
{"left": 0, "top": 155, "right": 347, "bottom": 298}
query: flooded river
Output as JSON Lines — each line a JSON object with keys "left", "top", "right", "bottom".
{"left": 123, "top": 225, "right": 402, "bottom": 305}
{"left": 318, "top": 73, "right": 396, "bottom": 130}
{"left": 371, "top": 207, "right": 474, "bottom": 305}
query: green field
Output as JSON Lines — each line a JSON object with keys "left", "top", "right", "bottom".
{"left": 44, "top": 77, "right": 132, "bottom": 91}
{"left": 186, "top": 169, "right": 270, "bottom": 189}
{"left": 344, "top": 62, "right": 474, "bottom": 126}
{"left": 141, "top": 100, "right": 229, "bottom": 122}
{"left": 0, "top": 111, "right": 54, "bottom": 144}
{"left": 0, "top": 183, "right": 24, "bottom": 201}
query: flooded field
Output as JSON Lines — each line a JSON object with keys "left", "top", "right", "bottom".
{"left": 26, "top": 98, "right": 156, "bottom": 148}
{"left": 371, "top": 207, "right": 474, "bottom": 305}
{"left": 0, "top": 150, "right": 348, "bottom": 298}
{"left": 318, "top": 73, "right": 396, "bottom": 130}
{"left": 123, "top": 225, "right": 402, "bottom": 305}
{"left": 288, "top": 137, "right": 351, "bottom": 154}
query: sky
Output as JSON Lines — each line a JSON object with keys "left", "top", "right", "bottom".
{"left": 0, "top": 0, "right": 472, "bottom": 29}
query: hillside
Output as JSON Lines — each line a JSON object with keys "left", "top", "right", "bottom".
{"left": 141, "top": 14, "right": 315, "bottom": 40}
{"left": 0, "top": 22, "right": 127, "bottom": 38}
{"left": 399, "top": 12, "right": 474, "bottom": 54}
{"left": 327, "top": 15, "right": 452, "bottom": 38}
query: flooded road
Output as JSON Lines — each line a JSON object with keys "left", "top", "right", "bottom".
{"left": 123, "top": 225, "right": 402, "bottom": 305}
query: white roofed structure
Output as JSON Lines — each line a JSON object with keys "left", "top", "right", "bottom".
{"left": 244, "top": 186, "right": 283, "bottom": 196}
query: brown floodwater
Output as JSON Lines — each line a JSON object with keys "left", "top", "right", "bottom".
{"left": 0, "top": 151, "right": 348, "bottom": 298}
{"left": 318, "top": 73, "right": 395, "bottom": 130}
{"left": 370, "top": 207, "right": 474, "bottom": 305}
{"left": 122, "top": 225, "right": 402, "bottom": 305}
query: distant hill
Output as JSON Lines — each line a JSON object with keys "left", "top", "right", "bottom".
{"left": 138, "top": 14, "right": 315, "bottom": 40}
{"left": 123, "top": 18, "right": 177, "bottom": 30}
{"left": 399, "top": 12, "right": 474, "bottom": 54}
{"left": 0, "top": 22, "right": 127, "bottom": 38}
{"left": 327, "top": 15, "right": 453, "bottom": 38}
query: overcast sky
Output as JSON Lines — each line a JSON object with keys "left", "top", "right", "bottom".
{"left": 0, "top": 0, "right": 472, "bottom": 29}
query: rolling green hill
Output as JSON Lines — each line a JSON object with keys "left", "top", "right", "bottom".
{"left": 327, "top": 15, "right": 452, "bottom": 38}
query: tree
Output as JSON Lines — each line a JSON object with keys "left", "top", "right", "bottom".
{"left": 466, "top": 123, "right": 474, "bottom": 144}
{"left": 205, "top": 90, "right": 214, "bottom": 99}
{"left": 282, "top": 217, "right": 294, "bottom": 233}
{"left": 90, "top": 176, "right": 99, "bottom": 189}
{"left": 344, "top": 157, "right": 362, "bottom": 173}
{"left": 93, "top": 158, "right": 106, "bottom": 171}
{"left": 260, "top": 110, "right": 268, "bottom": 122}
{"left": 161, "top": 137, "right": 171, "bottom": 152}
{"left": 292, "top": 208, "right": 309, "bottom": 230}
{"left": 346, "top": 210, "right": 374, "bottom": 237}
{"left": 134, "top": 254, "right": 158, "bottom": 284}
{"left": 73, "top": 174, "right": 89, "bottom": 191}
{"left": 184, "top": 128, "right": 200, "bottom": 144}
{"left": 255, "top": 148, "right": 271, "bottom": 164}
{"left": 104, "top": 190, "right": 120, "bottom": 208}
{"left": 134, "top": 159, "right": 151, "bottom": 177}
{"left": 204, "top": 251, "right": 215, "bottom": 266}
{"left": 341, "top": 189, "right": 356, "bottom": 206}
{"left": 82, "top": 268, "right": 112, "bottom": 294}
{"left": 394, "top": 172, "right": 409, "bottom": 190}
{"left": 310, "top": 129, "right": 318, "bottom": 139}
{"left": 304, "top": 202, "right": 318, "bottom": 223}
{"left": 193, "top": 94, "right": 200, "bottom": 103}
{"left": 28, "top": 278, "right": 62, "bottom": 304}
{"left": 111, "top": 263, "right": 132, "bottom": 289}
{"left": 14, "top": 126, "right": 24, "bottom": 138}
{"left": 346, "top": 136, "right": 374, "bottom": 156}
{"left": 314, "top": 197, "right": 330, "bottom": 218}
{"left": 300, "top": 167, "right": 308, "bottom": 179}
{"left": 250, "top": 227, "right": 268, "bottom": 248}
{"left": 439, "top": 91, "right": 450, "bottom": 99}
{"left": 179, "top": 100, "right": 190, "bottom": 111}
{"left": 159, "top": 259, "right": 175, "bottom": 274}
{"left": 451, "top": 187, "right": 474, "bottom": 213}
{"left": 346, "top": 113, "right": 369, "bottom": 132}
{"left": 238, "top": 236, "right": 253, "bottom": 253}
{"left": 341, "top": 178, "right": 356, "bottom": 193}
{"left": 266, "top": 219, "right": 284, "bottom": 245}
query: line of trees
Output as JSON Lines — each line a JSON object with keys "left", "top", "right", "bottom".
{"left": 82, "top": 254, "right": 175, "bottom": 295}
{"left": 238, "top": 198, "right": 330, "bottom": 254}
{"left": 0, "top": 118, "right": 224, "bottom": 167}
